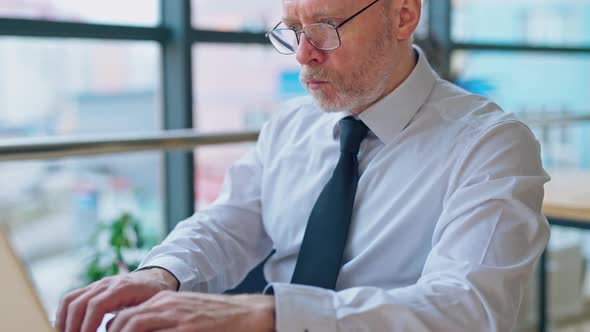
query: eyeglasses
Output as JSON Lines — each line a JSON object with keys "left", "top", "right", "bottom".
{"left": 266, "top": 0, "right": 383, "bottom": 55}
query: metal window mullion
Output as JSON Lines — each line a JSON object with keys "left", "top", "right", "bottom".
{"left": 428, "top": 0, "right": 452, "bottom": 79}
{"left": 160, "top": 0, "right": 195, "bottom": 232}
{"left": 451, "top": 42, "right": 590, "bottom": 54}
{"left": 192, "top": 29, "right": 268, "bottom": 44}
{"left": 0, "top": 18, "right": 169, "bottom": 41}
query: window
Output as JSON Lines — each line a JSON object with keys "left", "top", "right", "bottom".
{"left": 193, "top": 44, "right": 304, "bottom": 133}
{"left": 191, "top": 0, "right": 282, "bottom": 32}
{"left": 0, "top": 38, "right": 161, "bottom": 138}
{"left": 0, "top": 0, "right": 159, "bottom": 26}
{"left": 4, "top": 152, "right": 165, "bottom": 316}
{"left": 451, "top": 51, "right": 590, "bottom": 115}
{"left": 0, "top": 37, "right": 162, "bottom": 316}
{"left": 452, "top": 0, "right": 590, "bottom": 46}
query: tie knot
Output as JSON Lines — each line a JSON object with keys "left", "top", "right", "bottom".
{"left": 339, "top": 116, "right": 368, "bottom": 154}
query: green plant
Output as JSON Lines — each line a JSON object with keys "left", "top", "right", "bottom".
{"left": 80, "top": 212, "right": 148, "bottom": 286}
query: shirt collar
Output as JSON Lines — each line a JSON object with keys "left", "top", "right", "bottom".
{"left": 331, "top": 46, "right": 437, "bottom": 144}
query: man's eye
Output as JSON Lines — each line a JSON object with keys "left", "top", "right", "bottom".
{"left": 323, "top": 19, "right": 338, "bottom": 26}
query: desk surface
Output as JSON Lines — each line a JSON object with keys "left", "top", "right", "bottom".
{"left": 543, "top": 170, "right": 590, "bottom": 223}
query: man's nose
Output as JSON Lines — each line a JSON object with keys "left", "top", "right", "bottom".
{"left": 296, "top": 33, "right": 326, "bottom": 66}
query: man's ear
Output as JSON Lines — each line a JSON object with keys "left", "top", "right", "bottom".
{"left": 396, "top": 0, "right": 421, "bottom": 41}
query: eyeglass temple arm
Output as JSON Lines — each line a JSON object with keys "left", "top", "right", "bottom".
{"left": 336, "top": 0, "right": 383, "bottom": 28}
{"left": 265, "top": 21, "right": 283, "bottom": 37}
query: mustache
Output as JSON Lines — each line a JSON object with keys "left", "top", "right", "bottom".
{"left": 300, "top": 67, "right": 338, "bottom": 82}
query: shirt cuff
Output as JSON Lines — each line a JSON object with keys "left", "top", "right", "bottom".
{"left": 135, "top": 265, "right": 181, "bottom": 291}
{"left": 138, "top": 256, "right": 198, "bottom": 292}
{"left": 267, "top": 282, "right": 338, "bottom": 332}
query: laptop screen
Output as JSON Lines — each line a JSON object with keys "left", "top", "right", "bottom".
{"left": 0, "top": 229, "right": 56, "bottom": 332}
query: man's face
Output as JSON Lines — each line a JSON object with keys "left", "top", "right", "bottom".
{"left": 283, "top": 0, "right": 399, "bottom": 113}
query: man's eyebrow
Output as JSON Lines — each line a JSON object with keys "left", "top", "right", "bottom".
{"left": 312, "top": 12, "right": 345, "bottom": 18}
{"left": 281, "top": 17, "right": 299, "bottom": 24}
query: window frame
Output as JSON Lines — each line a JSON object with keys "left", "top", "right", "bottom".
{"left": 0, "top": 0, "right": 269, "bottom": 232}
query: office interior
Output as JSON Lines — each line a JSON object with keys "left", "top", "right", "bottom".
{"left": 0, "top": 0, "right": 589, "bottom": 331}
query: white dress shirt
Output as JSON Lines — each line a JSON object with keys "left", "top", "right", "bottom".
{"left": 139, "top": 47, "right": 550, "bottom": 331}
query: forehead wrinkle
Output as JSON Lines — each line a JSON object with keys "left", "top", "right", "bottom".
{"left": 282, "top": 13, "right": 345, "bottom": 23}
{"left": 282, "top": 0, "right": 346, "bottom": 23}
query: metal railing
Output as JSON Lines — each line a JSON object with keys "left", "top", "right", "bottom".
{"left": 1, "top": 112, "right": 587, "bottom": 162}
{"left": 518, "top": 113, "right": 590, "bottom": 126}
{"left": 0, "top": 130, "right": 259, "bottom": 161}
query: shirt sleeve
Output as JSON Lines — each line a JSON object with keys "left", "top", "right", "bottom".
{"left": 267, "top": 121, "right": 550, "bottom": 332}
{"left": 138, "top": 121, "right": 274, "bottom": 293}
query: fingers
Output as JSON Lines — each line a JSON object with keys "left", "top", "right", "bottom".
{"left": 108, "top": 293, "right": 175, "bottom": 332}
{"left": 79, "top": 291, "right": 125, "bottom": 332}
{"left": 110, "top": 311, "right": 177, "bottom": 332}
{"left": 56, "top": 287, "right": 87, "bottom": 331}
{"left": 79, "top": 277, "right": 154, "bottom": 332}
{"left": 64, "top": 286, "right": 108, "bottom": 332}
{"left": 57, "top": 273, "right": 163, "bottom": 332}
{"left": 110, "top": 292, "right": 270, "bottom": 332}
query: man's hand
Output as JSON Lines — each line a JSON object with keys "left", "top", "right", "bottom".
{"left": 106, "top": 292, "right": 275, "bottom": 332}
{"left": 56, "top": 268, "right": 179, "bottom": 332}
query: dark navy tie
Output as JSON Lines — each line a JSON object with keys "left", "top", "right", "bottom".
{"left": 290, "top": 116, "right": 369, "bottom": 290}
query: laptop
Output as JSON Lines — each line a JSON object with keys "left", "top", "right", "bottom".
{"left": 0, "top": 228, "right": 109, "bottom": 332}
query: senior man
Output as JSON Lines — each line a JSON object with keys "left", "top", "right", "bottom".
{"left": 57, "top": 0, "right": 550, "bottom": 331}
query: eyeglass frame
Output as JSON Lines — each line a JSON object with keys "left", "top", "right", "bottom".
{"left": 265, "top": 0, "right": 384, "bottom": 54}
